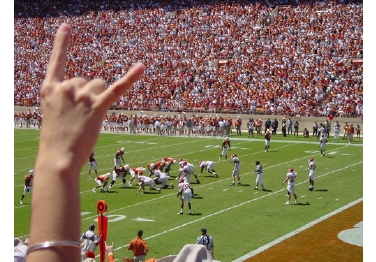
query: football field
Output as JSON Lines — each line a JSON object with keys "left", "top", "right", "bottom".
{"left": 14, "top": 129, "right": 363, "bottom": 261}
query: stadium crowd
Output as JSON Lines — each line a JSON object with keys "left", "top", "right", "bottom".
{"left": 14, "top": 0, "right": 363, "bottom": 118}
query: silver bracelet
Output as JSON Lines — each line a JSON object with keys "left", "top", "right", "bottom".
{"left": 26, "top": 240, "right": 81, "bottom": 255}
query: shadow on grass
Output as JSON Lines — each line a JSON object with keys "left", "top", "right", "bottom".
{"left": 192, "top": 195, "right": 203, "bottom": 199}
{"left": 314, "top": 189, "right": 329, "bottom": 192}
{"left": 296, "top": 202, "right": 311, "bottom": 206}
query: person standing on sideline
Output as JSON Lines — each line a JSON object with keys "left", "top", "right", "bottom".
{"left": 234, "top": 116, "right": 242, "bottom": 135}
{"left": 127, "top": 230, "right": 149, "bottom": 262}
{"left": 253, "top": 160, "right": 265, "bottom": 191}
{"left": 356, "top": 124, "right": 361, "bottom": 140}
{"left": 219, "top": 137, "right": 231, "bottom": 161}
{"left": 343, "top": 121, "right": 349, "bottom": 140}
{"left": 333, "top": 121, "right": 340, "bottom": 143}
{"left": 319, "top": 133, "right": 327, "bottom": 157}
{"left": 264, "top": 129, "right": 271, "bottom": 152}
{"left": 196, "top": 228, "right": 214, "bottom": 259}
{"left": 177, "top": 178, "right": 193, "bottom": 214}
{"left": 20, "top": 169, "right": 34, "bottom": 204}
{"left": 282, "top": 168, "right": 298, "bottom": 205}
{"left": 264, "top": 118, "right": 271, "bottom": 133}
{"left": 293, "top": 120, "right": 299, "bottom": 137}
{"left": 186, "top": 117, "right": 194, "bottom": 137}
{"left": 247, "top": 118, "right": 255, "bottom": 137}
{"left": 80, "top": 224, "right": 102, "bottom": 262}
{"left": 230, "top": 154, "right": 241, "bottom": 186}
{"left": 114, "top": 147, "right": 125, "bottom": 169}
{"left": 281, "top": 118, "right": 287, "bottom": 137}
{"left": 312, "top": 122, "right": 318, "bottom": 137}
{"left": 306, "top": 157, "right": 316, "bottom": 191}
{"left": 287, "top": 117, "right": 293, "bottom": 135}
{"left": 88, "top": 148, "right": 98, "bottom": 178}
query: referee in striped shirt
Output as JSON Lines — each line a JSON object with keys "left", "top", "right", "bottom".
{"left": 196, "top": 228, "right": 214, "bottom": 258}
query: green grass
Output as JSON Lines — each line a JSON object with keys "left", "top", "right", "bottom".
{"left": 14, "top": 129, "right": 363, "bottom": 261}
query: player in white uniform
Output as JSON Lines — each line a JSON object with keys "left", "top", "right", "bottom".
{"left": 199, "top": 161, "right": 218, "bottom": 178}
{"left": 333, "top": 121, "right": 340, "bottom": 143}
{"left": 153, "top": 170, "right": 174, "bottom": 189}
{"left": 306, "top": 157, "right": 316, "bottom": 191}
{"left": 230, "top": 154, "right": 241, "bottom": 186}
{"left": 319, "top": 133, "right": 327, "bottom": 157}
{"left": 253, "top": 160, "right": 265, "bottom": 191}
{"left": 137, "top": 174, "right": 161, "bottom": 194}
{"left": 179, "top": 161, "right": 200, "bottom": 184}
{"left": 177, "top": 178, "right": 193, "bottom": 215}
{"left": 282, "top": 168, "right": 298, "bottom": 204}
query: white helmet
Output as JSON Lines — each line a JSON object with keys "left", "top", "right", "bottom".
{"left": 165, "top": 162, "right": 170, "bottom": 167}
{"left": 106, "top": 172, "right": 111, "bottom": 178}
{"left": 225, "top": 137, "right": 229, "bottom": 141}
{"left": 29, "top": 170, "right": 34, "bottom": 176}
{"left": 149, "top": 163, "right": 155, "bottom": 170}
{"left": 121, "top": 147, "right": 125, "bottom": 152}
{"left": 172, "top": 159, "right": 177, "bottom": 165}
{"left": 141, "top": 168, "right": 146, "bottom": 173}
{"left": 154, "top": 169, "right": 161, "bottom": 176}
{"left": 124, "top": 164, "right": 130, "bottom": 170}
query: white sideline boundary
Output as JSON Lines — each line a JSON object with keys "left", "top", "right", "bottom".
{"left": 232, "top": 197, "right": 363, "bottom": 262}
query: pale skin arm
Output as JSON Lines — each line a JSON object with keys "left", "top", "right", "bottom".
{"left": 27, "top": 23, "right": 144, "bottom": 262}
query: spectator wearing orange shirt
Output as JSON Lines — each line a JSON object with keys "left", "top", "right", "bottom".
{"left": 127, "top": 230, "right": 149, "bottom": 262}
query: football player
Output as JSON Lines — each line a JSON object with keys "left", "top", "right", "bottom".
{"left": 114, "top": 147, "right": 125, "bottom": 169}
{"left": 306, "top": 157, "right": 316, "bottom": 191}
{"left": 20, "top": 170, "right": 34, "bottom": 204}
{"left": 230, "top": 154, "right": 241, "bottom": 186}
{"left": 219, "top": 137, "right": 231, "bottom": 161}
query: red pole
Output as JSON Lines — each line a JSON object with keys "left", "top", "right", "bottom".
{"left": 96, "top": 200, "right": 108, "bottom": 262}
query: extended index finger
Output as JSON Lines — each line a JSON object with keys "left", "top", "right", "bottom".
{"left": 44, "top": 23, "right": 71, "bottom": 84}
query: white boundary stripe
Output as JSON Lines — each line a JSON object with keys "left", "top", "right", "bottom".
{"left": 232, "top": 197, "right": 363, "bottom": 262}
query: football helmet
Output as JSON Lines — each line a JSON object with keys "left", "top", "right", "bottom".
{"left": 231, "top": 153, "right": 237, "bottom": 158}
{"left": 121, "top": 147, "right": 125, "bottom": 152}
{"left": 225, "top": 137, "right": 229, "bottom": 141}
{"left": 165, "top": 162, "right": 170, "bottom": 167}
{"left": 173, "top": 159, "right": 177, "bottom": 165}
{"left": 288, "top": 168, "right": 294, "bottom": 172}
{"left": 308, "top": 157, "right": 314, "bottom": 163}
{"left": 178, "top": 158, "right": 183, "bottom": 162}
{"left": 106, "top": 172, "right": 111, "bottom": 178}
{"left": 179, "top": 178, "right": 185, "bottom": 183}
{"left": 149, "top": 163, "right": 155, "bottom": 170}
{"left": 29, "top": 170, "right": 34, "bottom": 176}
{"left": 141, "top": 168, "right": 146, "bottom": 173}
{"left": 124, "top": 164, "right": 130, "bottom": 171}
{"left": 255, "top": 160, "right": 260, "bottom": 165}
{"left": 198, "top": 161, "right": 202, "bottom": 166}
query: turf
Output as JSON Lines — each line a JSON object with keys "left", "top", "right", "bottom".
{"left": 14, "top": 129, "right": 363, "bottom": 261}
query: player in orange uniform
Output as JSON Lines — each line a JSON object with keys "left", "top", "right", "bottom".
{"left": 162, "top": 157, "right": 177, "bottom": 176}
{"left": 20, "top": 170, "right": 34, "bottom": 204}
{"left": 128, "top": 167, "right": 146, "bottom": 187}
{"left": 92, "top": 173, "right": 111, "bottom": 192}
{"left": 114, "top": 147, "right": 125, "bottom": 169}
{"left": 219, "top": 137, "right": 231, "bottom": 161}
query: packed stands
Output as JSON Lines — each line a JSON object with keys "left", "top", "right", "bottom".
{"left": 14, "top": 0, "right": 363, "bottom": 118}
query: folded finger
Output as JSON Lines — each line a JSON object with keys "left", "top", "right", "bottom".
{"left": 45, "top": 23, "right": 71, "bottom": 84}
